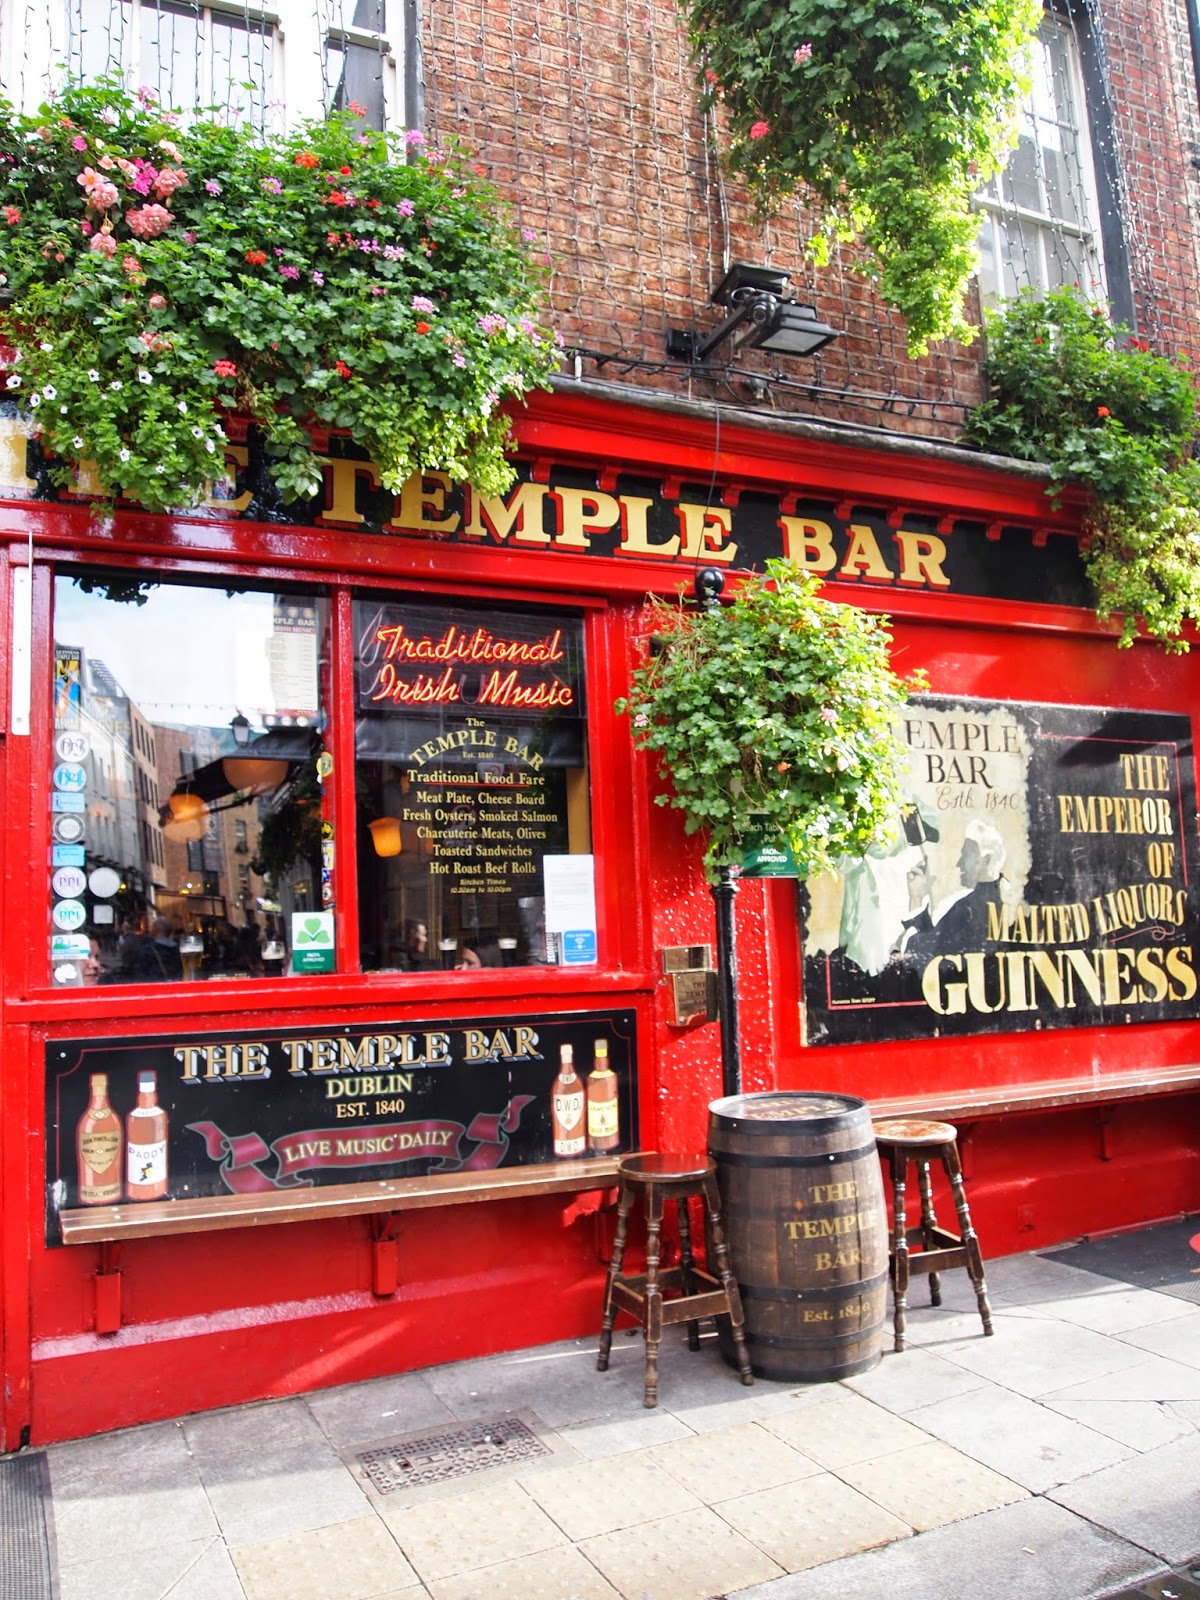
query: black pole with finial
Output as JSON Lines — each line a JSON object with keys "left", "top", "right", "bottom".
{"left": 693, "top": 568, "right": 741, "bottom": 1098}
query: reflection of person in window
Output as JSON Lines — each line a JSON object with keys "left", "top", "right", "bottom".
{"left": 136, "top": 917, "right": 184, "bottom": 981}
{"left": 399, "top": 919, "right": 432, "bottom": 970}
{"left": 457, "top": 940, "right": 501, "bottom": 969}
{"left": 905, "top": 820, "right": 1006, "bottom": 957}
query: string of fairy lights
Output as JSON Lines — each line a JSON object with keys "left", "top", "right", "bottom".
{"left": 5, "top": 0, "right": 1198, "bottom": 442}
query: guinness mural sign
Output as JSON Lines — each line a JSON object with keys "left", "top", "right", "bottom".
{"left": 802, "top": 697, "right": 1200, "bottom": 1044}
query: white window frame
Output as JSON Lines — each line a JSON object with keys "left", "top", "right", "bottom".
{"left": 975, "top": 12, "right": 1107, "bottom": 304}
{"left": 6, "top": 0, "right": 401, "bottom": 129}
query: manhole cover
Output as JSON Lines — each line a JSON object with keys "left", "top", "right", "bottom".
{"left": 357, "top": 1416, "right": 551, "bottom": 1493}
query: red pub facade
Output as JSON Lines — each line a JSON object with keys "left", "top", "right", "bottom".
{"left": 3, "top": 0, "right": 1200, "bottom": 1449}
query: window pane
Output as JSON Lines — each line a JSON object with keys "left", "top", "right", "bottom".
{"left": 1000, "top": 133, "right": 1042, "bottom": 214}
{"left": 327, "top": 39, "right": 388, "bottom": 127}
{"left": 354, "top": 597, "right": 591, "bottom": 972}
{"left": 210, "top": 12, "right": 272, "bottom": 125}
{"left": 975, "top": 15, "right": 1105, "bottom": 304}
{"left": 51, "top": 578, "right": 330, "bottom": 985}
{"left": 70, "top": 0, "right": 127, "bottom": 79}
{"left": 139, "top": 3, "right": 201, "bottom": 113}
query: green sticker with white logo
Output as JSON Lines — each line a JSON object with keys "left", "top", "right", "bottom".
{"left": 291, "top": 911, "right": 335, "bottom": 972}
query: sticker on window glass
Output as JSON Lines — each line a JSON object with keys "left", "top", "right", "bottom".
{"left": 52, "top": 899, "right": 87, "bottom": 931}
{"left": 291, "top": 910, "right": 335, "bottom": 973}
{"left": 53, "top": 762, "right": 87, "bottom": 793}
{"left": 55, "top": 731, "right": 89, "bottom": 762}
{"left": 88, "top": 867, "right": 121, "bottom": 899}
{"left": 560, "top": 930, "right": 598, "bottom": 965}
{"left": 52, "top": 867, "right": 87, "bottom": 899}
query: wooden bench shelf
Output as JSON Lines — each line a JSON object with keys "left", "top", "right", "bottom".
{"left": 869, "top": 1062, "right": 1200, "bottom": 1125}
{"left": 59, "top": 1155, "right": 622, "bottom": 1246}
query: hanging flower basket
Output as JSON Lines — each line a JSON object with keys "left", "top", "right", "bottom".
{"left": 675, "top": 0, "right": 1042, "bottom": 354}
{"left": 0, "top": 79, "right": 561, "bottom": 513}
{"left": 963, "top": 288, "right": 1200, "bottom": 650}
{"left": 616, "top": 560, "right": 919, "bottom": 878}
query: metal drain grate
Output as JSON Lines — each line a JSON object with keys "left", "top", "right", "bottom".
{"left": 357, "top": 1416, "right": 551, "bottom": 1494}
{"left": 0, "top": 1452, "right": 56, "bottom": 1600}
{"left": 1045, "top": 1213, "right": 1200, "bottom": 1307}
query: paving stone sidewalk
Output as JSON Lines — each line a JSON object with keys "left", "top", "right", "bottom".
{"left": 9, "top": 1246, "right": 1200, "bottom": 1600}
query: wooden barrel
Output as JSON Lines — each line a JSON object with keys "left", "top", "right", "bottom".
{"left": 708, "top": 1091, "right": 889, "bottom": 1382}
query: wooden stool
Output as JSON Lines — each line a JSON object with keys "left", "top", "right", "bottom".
{"left": 872, "top": 1118, "right": 994, "bottom": 1353}
{"left": 597, "top": 1153, "right": 754, "bottom": 1407}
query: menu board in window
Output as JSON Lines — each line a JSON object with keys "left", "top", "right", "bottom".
{"left": 354, "top": 598, "right": 591, "bottom": 971}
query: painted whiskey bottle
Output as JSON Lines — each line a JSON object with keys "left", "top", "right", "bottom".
{"left": 77, "top": 1073, "right": 122, "bottom": 1205}
{"left": 551, "top": 1043, "right": 586, "bottom": 1158}
{"left": 125, "top": 1070, "right": 169, "bottom": 1201}
{"left": 586, "top": 1039, "right": 620, "bottom": 1153}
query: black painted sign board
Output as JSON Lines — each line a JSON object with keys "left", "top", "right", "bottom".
{"left": 802, "top": 697, "right": 1200, "bottom": 1044}
{"left": 46, "top": 1009, "right": 637, "bottom": 1243}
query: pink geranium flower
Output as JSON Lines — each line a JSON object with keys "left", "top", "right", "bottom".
{"left": 125, "top": 204, "right": 173, "bottom": 238}
{"left": 749, "top": 120, "right": 770, "bottom": 140}
{"left": 154, "top": 167, "right": 187, "bottom": 198}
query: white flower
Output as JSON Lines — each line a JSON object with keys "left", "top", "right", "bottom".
{"left": 204, "top": 439, "right": 215, "bottom": 453}
{"left": 137, "top": 369, "right": 152, "bottom": 384}
{"left": 119, "top": 448, "right": 130, "bottom": 462}
{"left": 177, "top": 400, "right": 187, "bottom": 414}
{"left": 87, "top": 370, "right": 100, "bottom": 382}
{"left": 60, "top": 405, "right": 67, "bottom": 414}
{"left": 109, "top": 380, "right": 122, "bottom": 391}
{"left": 156, "top": 463, "right": 166, "bottom": 473}
{"left": 5, "top": 374, "right": 19, "bottom": 389}
{"left": 39, "top": 341, "right": 53, "bottom": 353}
{"left": 73, "top": 436, "right": 84, "bottom": 448}
{"left": 42, "top": 383, "right": 56, "bottom": 399}
{"left": 191, "top": 426, "right": 203, "bottom": 438}
{"left": 28, "top": 393, "right": 40, "bottom": 407}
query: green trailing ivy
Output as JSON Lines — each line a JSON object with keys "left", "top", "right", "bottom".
{"left": 675, "top": 0, "right": 1041, "bottom": 355}
{"left": 615, "top": 560, "right": 918, "bottom": 878}
{"left": 963, "top": 288, "right": 1200, "bottom": 651}
{"left": 0, "top": 78, "right": 560, "bottom": 513}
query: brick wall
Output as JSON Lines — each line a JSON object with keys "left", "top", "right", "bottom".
{"left": 424, "top": 0, "right": 1200, "bottom": 448}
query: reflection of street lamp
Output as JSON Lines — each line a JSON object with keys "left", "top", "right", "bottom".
{"left": 223, "top": 713, "right": 288, "bottom": 794}
{"left": 368, "top": 817, "right": 402, "bottom": 856}
{"left": 163, "top": 791, "right": 207, "bottom": 843}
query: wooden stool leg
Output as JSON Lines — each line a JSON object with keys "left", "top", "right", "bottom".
{"left": 597, "top": 1183, "right": 634, "bottom": 1371}
{"left": 942, "top": 1143, "right": 994, "bottom": 1337}
{"left": 702, "top": 1175, "right": 753, "bottom": 1386}
{"left": 642, "top": 1184, "right": 665, "bottom": 1407}
{"left": 917, "top": 1159, "right": 942, "bottom": 1307}
{"left": 675, "top": 1194, "right": 701, "bottom": 1351}
{"left": 888, "top": 1148, "right": 911, "bottom": 1353}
